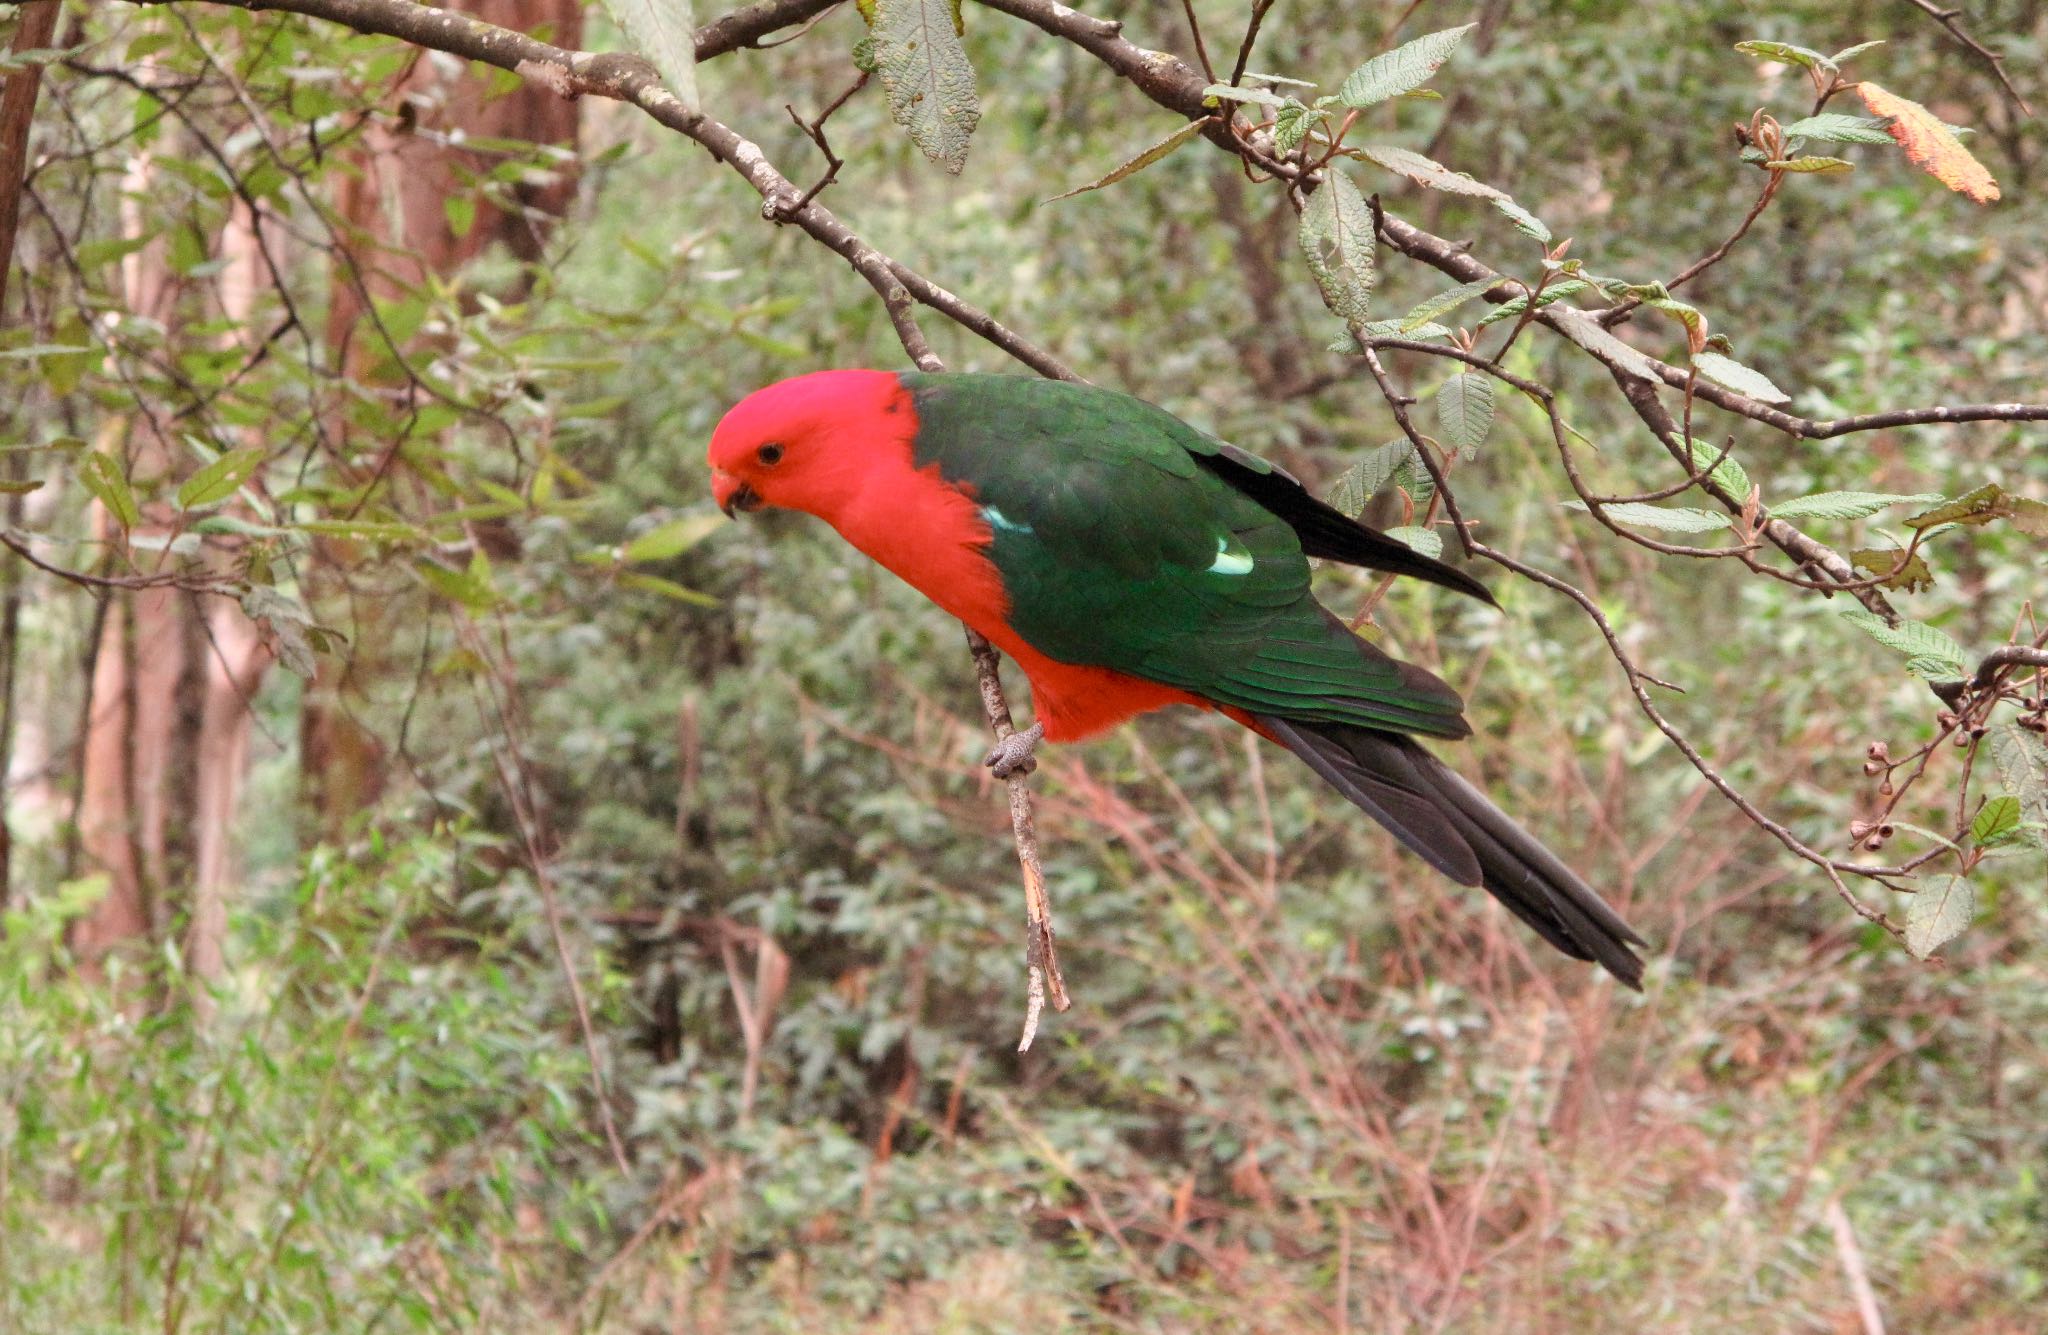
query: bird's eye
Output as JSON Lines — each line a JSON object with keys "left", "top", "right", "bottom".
{"left": 756, "top": 442, "right": 785, "bottom": 466}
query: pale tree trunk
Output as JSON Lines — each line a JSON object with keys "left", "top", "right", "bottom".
{"left": 302, "top": 0, "right": 582, "bottom": 837}
{"left": 185, "top": 200, "right": 276, "bottom": 1004}
{"left": 0, "top": 0, "right": 64, "bottom": 906}
{"left": 69, "top": 144, "right": 191, "bottom": 969}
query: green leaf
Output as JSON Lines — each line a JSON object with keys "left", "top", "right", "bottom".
{"left": 1849, "top": 548, "right": 1935, "bottom": 593}
{"left": 1827, "top": 40, "right": 1886, "bottom": 65}
{"left": 2008, "top": 498, "right": 2048, "bottom": 538}
{"left": 1972, "top": 795, "right": 2022, "bottom": 847}
{"left": 1272, "top": 102, "right": 1316, "bottom": 155}
{"left": 1565, "top": 501, "right": 1732, "bottom": 533}
{"left": 1336, "top": 24, "right": 1475, "bottom": 108}
{"left": 1046, "top": 119, "right": 1205, "bottom": 202}
{"left": 620, "top": 513, "right": 726, "bottom": 563}
{"left": 1201, "top": 83, "right": 1283, "bottom": 108}
{"left": 1839, "top": 607, "right": 1968, "bottom": 678}
{"left": 1780, "top": 114, "right": 1895, "bottom": 145}
{"left": 1734, "top": 39, "right": 1834, "bottom": 74}
{"left": 79, "top": 451, "right": 140, "bottom": 529}
{"left": 1903, "top": 874, "right": 1973, "bottom": 959}
{"left": 1384, "top": 525, "right": 1443, "bottom": 560}
{"left": 1434, "top": 372, "right": 1494, "bottom": 458}
{"left": 872, "top": 0, "right": 981, "bottom": 173}
{"left": 1356, "top": 318, "right": 1453, "bottom": 342}
{"left": 1398, "top": 277, "right": 1507, "bottom": 332}
{"left": 240, "top": 586, "right": 319, "bottom": 680}
{"left": 599, "top": 0, "right": 700, "bottom": 110}
{"left": 1490, "top": 196, "right": 1551, "bottom": 242}
{"left": 1475, "top": 278, "right": 1591, "bottom": 327}
{"left": 1359, "top": 144, "right": 1506, "bottom": 199}
{"left": 295, "top": 518, "right": 427, "bottom": 543}
{"left": 1905, "top": 483, "right": 2011, "bottom": 531}
{"left": 1765, "top": 155, "right": 1855, "bottom": 174}
{"left": 1990, "top": 724, "right": 2048, "bottom": 837}
{"left": 1327, "top": 441, "right": 1417, "bottom": 517}
{"left": 444, "top": 194, "right": 477, "bottom": 239}
{"left": 617, "top": 571, "right": 719, "bottom": 606}
{"left": 1692, "top": 350, "right": 1789, "bottom": 403}
{"left": 1683, "top": 437, "right": 1751, "bottom": 500}
{"left": 1298, "top": 169, "right": 1377, "bottom": 324}
{"left": 1766, "top": 491, "right": 1945, "bottom": 522}
{"left": 0, "top": 479, "right": 44, "bottom": 495}
{"left": 177, "top": 446, "right": 266, "bottom": 509}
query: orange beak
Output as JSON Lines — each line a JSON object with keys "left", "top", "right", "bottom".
{"left": 711, "top": 468, "right": 762, "bottom": 519}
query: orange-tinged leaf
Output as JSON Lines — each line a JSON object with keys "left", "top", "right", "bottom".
{"left": 1857, "top": 82, "right": 1999, "bottom": 204}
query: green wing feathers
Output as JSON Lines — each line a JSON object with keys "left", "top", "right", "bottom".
{"left": 902, "top": 373, "right": 1471, "bottom": 739}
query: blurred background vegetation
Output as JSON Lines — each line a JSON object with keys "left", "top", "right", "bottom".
{"left": 1, "top": 0, "right": 2044, "bottom": 1329}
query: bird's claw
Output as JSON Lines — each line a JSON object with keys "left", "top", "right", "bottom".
{"left": 984, "top": 722, "right": 1044, "bottom": 779}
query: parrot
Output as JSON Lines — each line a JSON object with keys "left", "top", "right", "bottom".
{"left": 708, "top": 370, "right": 1647, "bottom": 987}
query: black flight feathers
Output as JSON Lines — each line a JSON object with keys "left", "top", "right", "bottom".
{"left": 1254, "top": 715, "right": 1648, "bottom": 989}
{"left": 1195, "top": 446, "right": 1497, "bottom": 606}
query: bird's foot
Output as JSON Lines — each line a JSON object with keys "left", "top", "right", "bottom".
{"left": 984, "top": 722, "right": 1045, "bottom": 779}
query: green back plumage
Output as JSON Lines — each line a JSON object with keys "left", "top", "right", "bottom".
{"left": 901, "top": 373, "right": 1470, "bottom": 740}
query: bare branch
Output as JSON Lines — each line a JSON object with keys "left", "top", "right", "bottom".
{"left": 1903, "top": 0, "right": 2033, "bottom": 116}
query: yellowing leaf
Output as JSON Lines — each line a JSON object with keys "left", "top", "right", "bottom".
{"left": 1857, "top": 82, "right": 1999, "bottom": 204}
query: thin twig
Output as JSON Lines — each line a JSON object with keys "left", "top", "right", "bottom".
{"left": 1904, "top": 0, "right": 2032, "bottom": 115}
{"left": 966, "top": 627, "right": 1071, "bottom": 1049}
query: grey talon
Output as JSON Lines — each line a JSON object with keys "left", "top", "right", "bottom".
{"left": 984, "top": 722, "right": 1045, "bottom": 779}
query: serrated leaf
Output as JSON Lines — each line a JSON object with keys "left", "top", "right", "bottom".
{"left": 1780, "top": 113, "right": 1895, "bottom": 145}
{"left": 1643, "top": 295, "right": 1709, "bottom": 354}
{"left": 1904, "top": 874, "right": 1973, "bottom": 959}
{"left": 620, "top": 513, "right": 725, "bottom": 563}
{"left": 1476, "top": 278, "right": 1591, "bottom": 327}
{"left": 1734, "top": 39, "right": 1833, "bottom": 73}
{"left": 1565, "top": 500, "right": 1733, "bottom": 533}
{"left": 601, "top": 0, "right": 699, "bottom": 109}
{"left": 1356, "top": 318, "right": 1453, "bottom": 341}
{"left": 1202, "top": 82, "right": 1283, "bottom": 108}
{"left": 1858, "top": 82, "right": 1998, "bottom": 204}
{"left": 79, "top": 451, "right": 139, "bottom": 529}
{"left": 1766, "top": 155, "right": 1854, "bottom": 174}
{"left": 1385, "top": 525, "right": 1443, "bottom": 560}
{"left": 1683, "top": 437, "right": 1751, "bottom": 500}
{"left": 1336, "top": 24, "right": 1474, "bottom": 109}
{"left": 1991, "top": 724, "right": 2048, "bottom": 833}
{"left": 1827, "top": 40, "right": 1886, "bottom": 65}
{"left": 1273, "top": 102, "right": 1315, "bottom": 154}
{"left": 1299, "top": 169, "right": 1377, "bottom": 324}
{"left": 1490, "top": 196, "right": 1550, "bottom": 242}
{"left": 1393, "top": 450, "right": 1435, "bottom": 506}
{"left": 1840, "top": 607, "right": 1967, "bottom": 678}
{"left": 873, "top": 0, "right": 980, "bottom": 174}
{"left": 1905, "top": 483, "right": 2009, "bottom": 531}
{"left": 1692, "top": 350, "right": 1788, "bottom": 403}
{"left": 2008, "top": 498, "right": 2048, "bottom": 538}
{"left": 1766, "top": 490, "right": 1945, "bottom": 521}
{"left": 1434, "top": 372, "right": 1494, "bottom": 457}
{"left": 1329, "top": 441, "right": 1416, "bottom": 516}
{"left": 1359, "top": 144, "right": 1506, "bottom": 199}
{"left": 1398, "top": 277, "right": 1505, "bottom": 332}
{"left": 1046, "top": 119, "right": 1204, "bottom": 202}
{"left": 177, "top": 446, "right": 266, "bottom": 509}
{"left": 1238, "top": 70, "right": 1317, "bottom": 88}
{"left": 1972, "top": 795, "right": 2022, "bottom": 847}
{"left": 240, "top": 586, "right": 318, "bottom": 679}
{"left": 1849, "top": 548, "right": 1934, "bottom": 593}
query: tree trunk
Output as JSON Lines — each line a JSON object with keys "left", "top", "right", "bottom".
{"left": 300, "top": 0, "right": 583, "bottom": 837}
